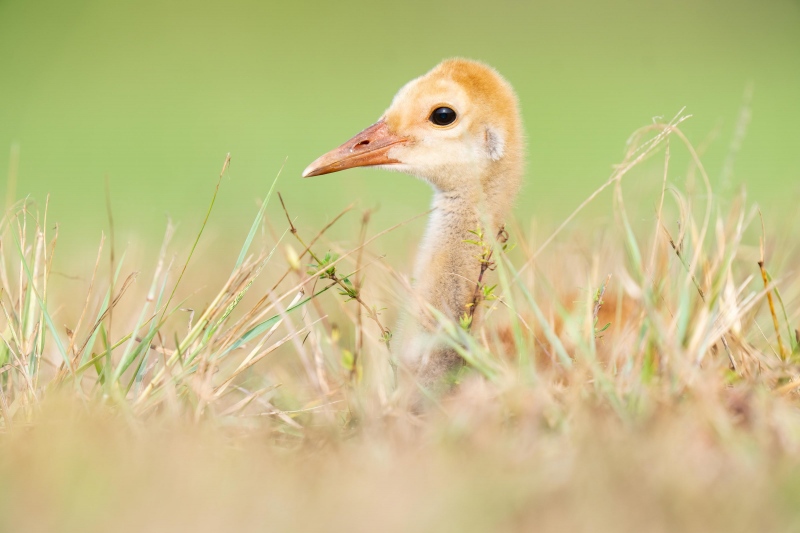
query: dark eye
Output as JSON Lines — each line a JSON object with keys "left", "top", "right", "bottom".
{"left": 429, "top": 106, "right": 457, "bottom": 126}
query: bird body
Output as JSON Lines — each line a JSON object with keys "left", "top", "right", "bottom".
{"left": 303, "top": 59, "right": 524, "bottom": 391}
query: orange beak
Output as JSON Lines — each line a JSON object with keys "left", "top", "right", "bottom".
{"left": 302, "top": 120, "right": 408, "bottom": 178}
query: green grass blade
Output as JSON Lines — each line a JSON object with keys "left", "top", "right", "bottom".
{"left": 80, "top": 251, "right": 127, "bottom": 365}
{"left": 234, "top": 161, "right": 284, "bottom": 271}
{"left": 160, "top": 154, "right": 230, "bottom": 324}
{"left": 220, "top": 284, "right": 333, "bottom": 358}
{"left": 10, "top": 229, "right": 72, "bottom": 376}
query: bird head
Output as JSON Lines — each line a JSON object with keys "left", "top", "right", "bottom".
{"left": 302, "top": 59, "right": 523, "bottom": 195}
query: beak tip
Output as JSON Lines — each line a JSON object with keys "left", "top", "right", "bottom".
{"left": 302, "top": 121, "right": 404, "bottom": 179}
{"left": 301, "top": 165, "right": 316, "bottom": 178}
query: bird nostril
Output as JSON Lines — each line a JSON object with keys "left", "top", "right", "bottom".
{"left": 354, "top": 140, "right": 370, "bottom": 149}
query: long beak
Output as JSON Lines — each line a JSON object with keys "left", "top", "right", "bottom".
{"left": 302, "top": 120, "right": 408, "bottom": 178}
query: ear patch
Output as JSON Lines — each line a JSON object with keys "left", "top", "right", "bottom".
{"left": 485, "top": 127, "right": 505, "bottom": 161}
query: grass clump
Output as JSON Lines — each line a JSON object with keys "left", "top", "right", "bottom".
{"left": 0, "top": 114, "right": 799, "bottom": 532}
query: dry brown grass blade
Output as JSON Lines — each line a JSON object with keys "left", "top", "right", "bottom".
{"left": 592, "top": 274, "right": 612, "bottom": 325}
{"left": 351, "top": 209, "right": 373, "bottom": 381}
{"left": 277, "top": 192, "right": 423, "bottom": 347}
{"left": 64, "top": 234, "right": 105, "bottom": 371}
{"left": 104, "top": 177, "right": 116, "bottom": 369}
{"left": 220, "top": 201, "right": 355, "bottom": 348}
{"left": 217, "top": 385, "right": 280, "bottom": 416}
{"left": 75, "top": 272, "right": 139, "bottom": 358}
{"left": 213, "top": 318, "right": 323, "bottom": 395}
{"left": 516, "top": 111, "right": 691, "bottom": 280}
{"left": 758, "top": 210, "right": 788, "bottom": 360}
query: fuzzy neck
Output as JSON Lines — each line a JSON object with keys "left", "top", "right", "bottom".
{"left": 412, "top": 188, "right": 488, "bottom": 324}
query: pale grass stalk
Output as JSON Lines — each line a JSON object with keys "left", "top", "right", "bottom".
{"left": 213, "top": 319, "right": 322, "bottom": 394}
{"left": 65, "top": 234, "right": 105, "bottom": 369}
{"left": 213, "top": 290, "right": 307, "bottom": 399}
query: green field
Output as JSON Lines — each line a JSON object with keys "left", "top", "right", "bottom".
{"left": 1, "top": 1, "right": 800, "bottom": 532}
{"left": 2, "top": 0, "right": 799, "bottom": 251}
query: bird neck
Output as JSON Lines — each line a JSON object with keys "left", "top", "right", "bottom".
{"left": 412, "top": 187, "right": 494, "bottom": 323}
{"left": 406, "top": 151, "right": 522, "bottom": 335}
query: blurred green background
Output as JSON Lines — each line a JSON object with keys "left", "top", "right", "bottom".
{"left": 1, "top": 0, "right": 798, "bottom": 254}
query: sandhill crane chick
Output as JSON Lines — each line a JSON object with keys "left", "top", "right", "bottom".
{"left": 303, "top": 59, "right": 524, "bottom": 392}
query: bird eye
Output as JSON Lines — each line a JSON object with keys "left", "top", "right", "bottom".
{"left": 429, "top": 106, "right": 457, "bottom": 126}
